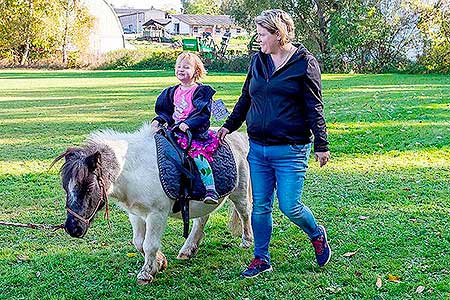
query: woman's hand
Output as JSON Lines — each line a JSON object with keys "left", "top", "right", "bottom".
{"left": 217, "top": 127, "right": 230, "bottom": 144}
{"left": 179, "top": 122, "right": 189, "bottom": 132}
{"left": 314, "top": 151, "right": 330, "bottom": 167}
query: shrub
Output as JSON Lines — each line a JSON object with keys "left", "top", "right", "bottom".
{"left": 96, "top": 48, "right": 252, "bottom": 73}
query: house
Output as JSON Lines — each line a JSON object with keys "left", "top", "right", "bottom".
{"left": 114, "top": 8, "right": 169, "bottom": 34}
{"left": 142, "top": 19, "right": 172, "bottom": 41}
{"left": 168, "top": 15, "right": 247, "bottom": 37}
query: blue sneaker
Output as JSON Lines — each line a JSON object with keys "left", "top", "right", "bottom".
{"left": 240, "top": 258, "right": 272, "bottom": 278}
{"left": 311, "top": 225, "right": 331, "bottom": 267}
{"left": 203, "top": 190, "right": 219, "bottom": 204}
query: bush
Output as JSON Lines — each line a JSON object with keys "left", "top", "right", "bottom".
{"left": 204, "top": 55, "right": 252, "bottom": 73}
{"left": 96, "top": 48, "right": 252, "bottom": 73}
{"left": 96, "top": 49, "right": 182, "bottom": 70}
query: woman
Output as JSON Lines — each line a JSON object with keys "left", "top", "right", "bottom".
{"left": 217, "top": 9, "right": 331, "bottom": 278}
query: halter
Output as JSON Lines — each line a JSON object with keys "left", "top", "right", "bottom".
{"left": 66, "top": 167, "right": 111, "bottom": 228}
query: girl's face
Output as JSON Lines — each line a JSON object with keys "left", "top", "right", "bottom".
{"left": 175, "top": 59, "right": 196, "bottom": 84}
{"left": 256, "top": 24, "right": 279, "bottom": 54}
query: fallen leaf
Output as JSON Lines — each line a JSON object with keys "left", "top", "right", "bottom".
{"left": 359, "top": 215, "right": 368, "bottom": 220}
{"left": 376, "top": 277, "right": 382, "bottom": 289}
{"left": 416, "top": 286, "right": 425, "bottom": 293}
{"left": 343, "top": 251, "right": 357, "bottom": 258}
{"left": 409, "top": 218, "right": 417, "bottom": 222}
{"left": 16, "top": 254, "right": 30, "bottom": 262}
{"left": 325, "top": 287, "right": 342, "bottom": 293}
{"left": 354, "top": 271, "right": 362, "bottom": 277}
{"left": 126, "top": 252, "right": 137, "bottom": 258}
{"left": 402, "top": 187, "right": 411, "bottom": 191}
{"left": 388, "top": 274, "right": 401, "bottom": 282}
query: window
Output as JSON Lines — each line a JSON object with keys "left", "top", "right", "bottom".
{"left": 193, "top": 26, "right": 199, "bottom": 33}
{"left": 215, "top": 27, "right": 221, "bottom": 34}
{"left": 236, "top": 28, "right": 241, "bottom": 34}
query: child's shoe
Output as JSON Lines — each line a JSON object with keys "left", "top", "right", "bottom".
{"left": 203, "top": 190, "right": 219, "bottom": 204}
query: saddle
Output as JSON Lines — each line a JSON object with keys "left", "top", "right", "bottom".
{"left": 154, "top": 128, "right": 238, "bottom": 236}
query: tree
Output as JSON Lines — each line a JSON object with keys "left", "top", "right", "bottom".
{"left": 222, "top": 0, "right": 431, "bottom": 73}
{"left": 0, "top": 0, "right": 60, "bottom": 65}
{"left": 183, "top": 0, "right": 221, "bottom": 15}
{"left": 0, "top": 0, "right": 93, "bottom": 66}
{"left": 412, "top": 0, "right": 450, "bottom": 73}
{"left": 59, "top": 0, "right": 94, "bottom": 65}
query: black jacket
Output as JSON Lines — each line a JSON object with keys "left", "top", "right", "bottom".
{"left": 153, "top": 84, "right": 216, "bottom": 136}
{"left": 223, "top": 45, "right": 329, "bottom": 152}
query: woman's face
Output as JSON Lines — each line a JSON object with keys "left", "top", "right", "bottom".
{"left": 256, "top": 24, "right": 279, "bottom": 54}
{"left": 175, "top": 59, "right": 196, "bottom": 84}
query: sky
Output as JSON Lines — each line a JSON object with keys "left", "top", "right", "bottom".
{"left": 106, "top": 0, "right": 182, "bottom": 11}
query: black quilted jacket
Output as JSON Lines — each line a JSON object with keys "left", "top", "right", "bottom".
{"left": 223, "top": 45, "right": 329, "bottom": 152}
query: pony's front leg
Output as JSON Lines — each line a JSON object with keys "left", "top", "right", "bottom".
{"left": 137, "top": 211, "right": 169, "bottom": 285}
{"left": 177, "top": 215, "right": 209, "bottom": 259}
{"left": 129, "top": 213, "right": 145, "bottom": 254}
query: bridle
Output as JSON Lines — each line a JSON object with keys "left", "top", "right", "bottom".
{"left": 66, "top": 167, "right": 110, "bottom": 228}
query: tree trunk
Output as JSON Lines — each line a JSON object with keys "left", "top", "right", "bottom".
{"left": 62, "top": 0, "right": 70, "bottom": 65}
{"left": 21, "top": 0, "right": 34, "bottom": 66}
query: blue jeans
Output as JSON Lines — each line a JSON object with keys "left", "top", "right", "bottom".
{"left": 247, "top": 140, "right": 321, "bottom": 262}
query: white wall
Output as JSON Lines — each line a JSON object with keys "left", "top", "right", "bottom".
{"left": 166, "top": 17, "right": 247, "bottom": 37}
{"left": 83, "top": 0, "right": 125, "bottom": 55}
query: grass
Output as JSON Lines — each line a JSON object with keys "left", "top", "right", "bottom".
{"left": 0, "top": 69, "right": 449, "bottom": 300}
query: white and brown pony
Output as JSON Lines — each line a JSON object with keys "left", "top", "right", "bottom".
{"left": 53, "top": 123, "right": 253, "bottom": 284}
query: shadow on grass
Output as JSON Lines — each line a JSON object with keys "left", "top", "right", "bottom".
{"left": 0, "top": 70, "right": 174, "bottom": 80}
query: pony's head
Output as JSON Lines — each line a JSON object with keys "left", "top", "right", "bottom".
{"left": 52, "top": 147, "right": 107, "bottom": 238}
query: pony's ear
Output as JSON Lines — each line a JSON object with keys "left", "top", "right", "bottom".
{"left": 86, "top": 151, "right": 101, "bottom": 172}
{"left": 64, "top": 147, "right": 80, "bottom": 160}
{"left": 49, "top": 147, "right": 80, "bottom": 170}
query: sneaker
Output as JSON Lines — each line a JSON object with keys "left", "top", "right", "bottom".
{"left": 203, "top": 190, "right": 219, "bottom": 204}
{"left": 240, "top": 258, "right": 272, "bottom": 278}
{"left": 311, "top": 225, "right": 331, "bottom": 267}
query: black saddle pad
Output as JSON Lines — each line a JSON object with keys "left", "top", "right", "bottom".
{"left": 154, "top": 131, "right": 238, "bottom": 200}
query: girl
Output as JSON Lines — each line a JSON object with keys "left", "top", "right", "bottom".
{"left": 151, "top": 52, "right": 219, "bottom": 204}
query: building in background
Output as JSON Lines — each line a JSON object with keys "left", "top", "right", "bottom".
{"left": 114, "top": 8, "right": 169, "bottom": 34}
{"left": 168, "top": 15, "right": 246, "bottom": 37}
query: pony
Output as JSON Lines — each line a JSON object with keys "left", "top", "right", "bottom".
{"left": 53, "top": 123, "right": 253, "bottom": 284}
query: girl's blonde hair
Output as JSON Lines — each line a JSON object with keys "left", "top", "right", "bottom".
{"left": 255, "top": 9, "right": 295, "bottom": 46}
{"left": 176, "top": 52, "right": 207, "bottom": 81}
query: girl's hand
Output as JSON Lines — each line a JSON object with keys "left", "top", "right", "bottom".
{"left": 179, "top": 122, "right": 189, "bottom": 132}
{"left": 217, "top": 127, "right": 230, "bottom": 145}
{"left": 151, "top": 120, "right": 161, "bottom": 131}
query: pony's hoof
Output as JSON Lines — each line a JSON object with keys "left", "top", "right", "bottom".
{"left": 137, "top": 277, "right": 153, "bottom": 285}
{"left": 240, "top": 239, "right": 252, "bottom": 248}
{"left": 137, "top": 271, "right": 154, "bottom": 284}
{"left": 156, "top": 251, "right": 168, "bottom": 271}
{"left": 176, "top": 253, "right": 191, "bottom": 260}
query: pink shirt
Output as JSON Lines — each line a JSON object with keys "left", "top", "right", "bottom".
{"left": 172, "top": 84, "right": 198, "bottom": 122}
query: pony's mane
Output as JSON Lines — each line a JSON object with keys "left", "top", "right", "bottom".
{"left": 87, "top": 122, "right": 154, "bottom": 144}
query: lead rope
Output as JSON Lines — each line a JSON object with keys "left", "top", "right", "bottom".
{"left": 97, "top": 167, "right": 111, "bottom": 230}
{"left": 0, "top": 221, "right": 64, "bottom": 231}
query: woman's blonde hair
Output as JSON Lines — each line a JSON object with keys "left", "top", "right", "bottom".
{"left": 176, "top": 52, "right": 207, "bottom": 81}
{"left": 255, "top": 9, "right": 295, "bottom": 46}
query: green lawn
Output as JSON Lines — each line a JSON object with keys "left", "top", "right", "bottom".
{"left": 0, "top": 69, "right": 449, "bottom": 300}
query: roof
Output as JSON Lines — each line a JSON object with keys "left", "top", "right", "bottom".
{"left": 142, "top": 19, "right": 171, "bottom": 27}
{"left": 171, "top": 14, "right": 234, "bottom": 26}
{"left": 114, "top": 8, "right": 164, "bottom": 16}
